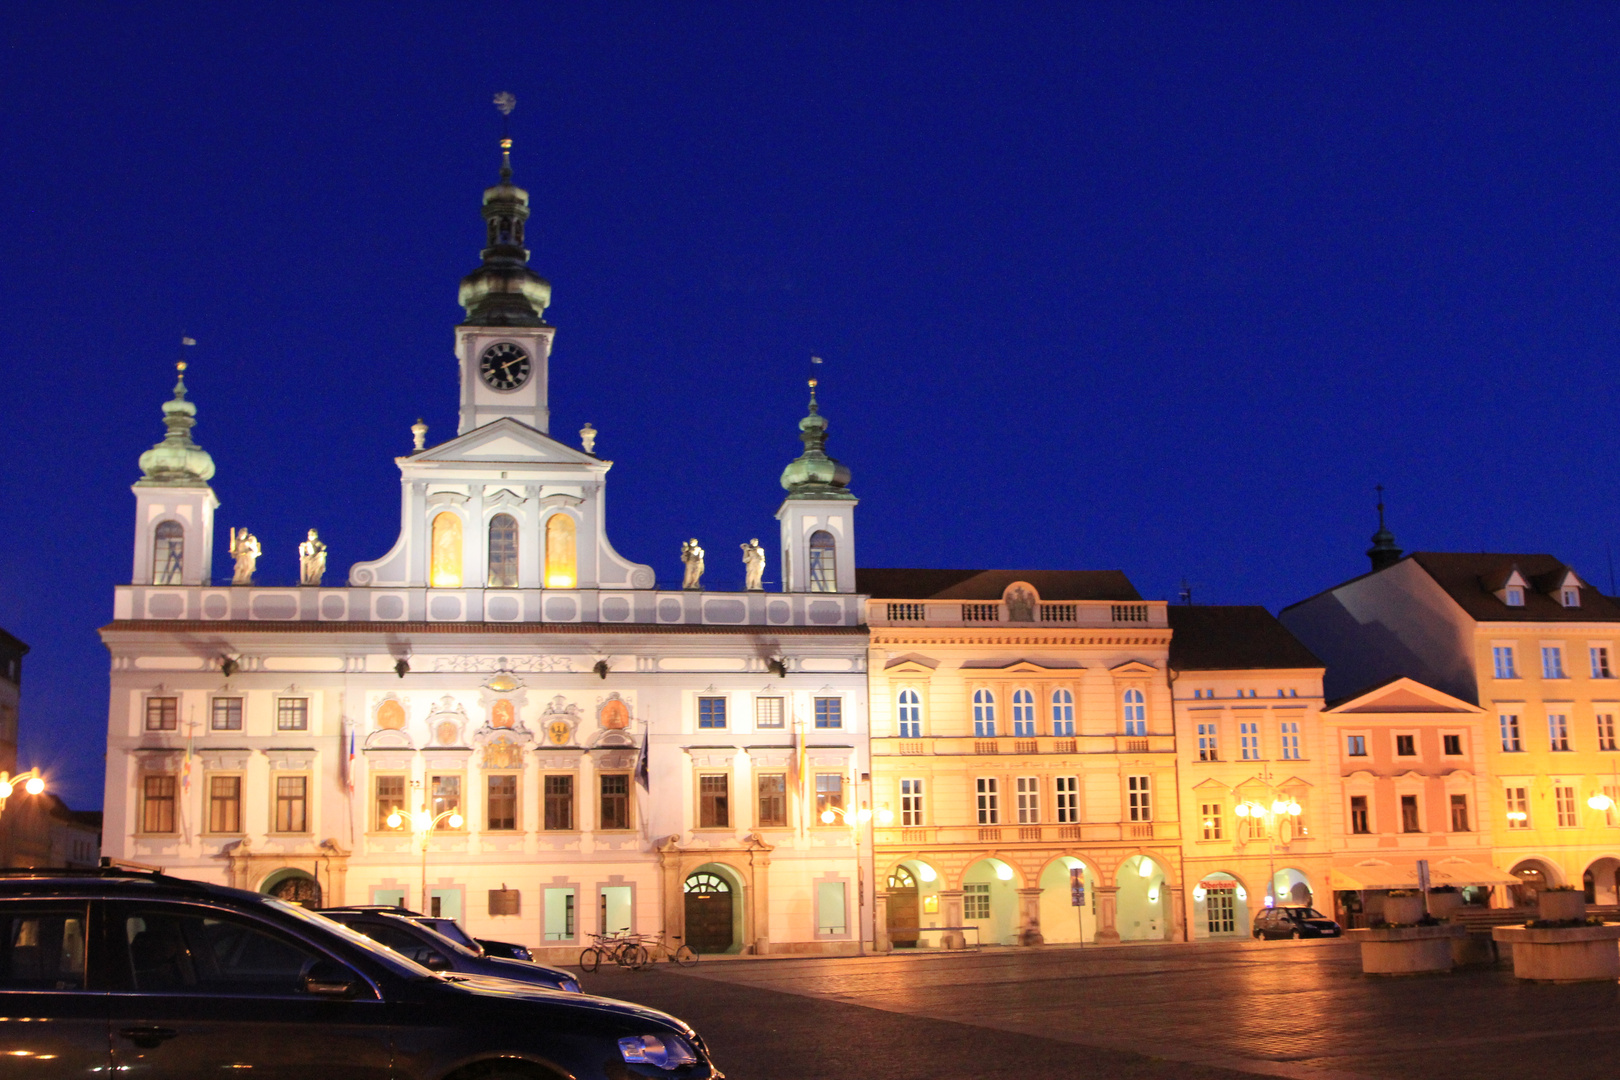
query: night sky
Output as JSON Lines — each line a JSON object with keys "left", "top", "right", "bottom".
{"left": 5, "top": 4, "right": 1620, "bottom": 809}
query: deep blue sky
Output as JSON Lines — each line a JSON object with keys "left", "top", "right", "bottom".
{"left": 5, "top": 3, "right": 1620, "bottom": 808}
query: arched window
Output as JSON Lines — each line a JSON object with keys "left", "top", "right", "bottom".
{"left": 430, "top": 512, "right": 463, "bottom": 588}
{"left": 487, "top": 514, "right": 518, "bottom": 588}
{"left": 1052, "top": 689, "right": 1075, "bottom": 736}
{"left": 973, "top": 689, "right": 996, "bottom": 737}
{"left": 152, "top": 521, "right": 184, "bottom": 585}
{"left": 898, "top": 689, "right": 921, "bottom": 738}
{"left": 1123, "top": 688, "right": 1146, "bottom": 736}
{"left": 1012, "top": 689, "right": 1035, "bottom": 736}
{"left": 545, "top": 514, "right": 577, "bottom": 588}
{"left": 808, "top": 530, "right": 837, "bottom": 592}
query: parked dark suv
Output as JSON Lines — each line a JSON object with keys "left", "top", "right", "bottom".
{"left": 1252, "top": 905, "right": 1342, "bottom": 940}
{"left": 319, "top": 907, "right": 580, "bottom": 993}
{"left": 0, "top": 869, "right": 718, "bottom": 1078}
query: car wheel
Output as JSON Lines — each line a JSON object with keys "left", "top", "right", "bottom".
{"left": 674, "top": 945, "right": 698, "bottom": 968}
{"left": 579, "top": 947, "right": 600, "bottom": 973}
{"left": 1290, "top": 929, "right": 1302, "bottom": 940}
{"left": 1253, "top": 930, "right": 1264, "bottom": 939}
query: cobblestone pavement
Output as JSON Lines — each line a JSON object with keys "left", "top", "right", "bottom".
{"left": 580, "top": 938, "right": 1620, "bottom": 1080}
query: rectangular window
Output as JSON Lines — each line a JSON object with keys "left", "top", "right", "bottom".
{"left": 1016, "top": 777, "right": 1040, "bottom": 824}
{"left": 276, "top": 698, "right": 308, "bottom": 732}
{"left": 1556, "top": 785, "right": 1578, "bottom": 828}
{"left": 1443, "top": 734, "right": 1463, "bottom": 756}
{"left": 1240, "top": 722, "right": 1259, "bottom": 760}
{"left": 1548, "top": 713, "right": 1571, "bottom": 751}
{"left": 814, "top": 697, "right": 842, "bottom": 729}
{"left": 275, "top": 775, "right": 308, "bottom": 833}
{"left": 1601, "top": 713, "right": 1619, "bottom": 752}
{"left": 1127, "top": 775, "right": 1152, "bottom": 822}
{"left": 599, "top": 774, "right": 630, "bottom": 830}
{"left": 901, "top": 778, "right": 924, "bottom": 826}
{"left": 976, "top": 777, "right": 999, "bottom": 825}
{"left": 486, "top": 774, "right": 517, "bottom": 831}
{"left": 543, "top": 888, "right": 576, "bottom": 941}
{"left": 1400, "top": 794, "right": 1420, "bottom": 833}
{"left": 207, "top": 775, "right": 240, "bottom": 833}
{"left": 1505, "top": 786, "right": 1531, "bottom": 829}
{"left": 1395, "top": 734, "right": 1416, "bottom": 756}
{"left": 697, "top": 697, "right": 727, "bottom": 730}
{"left": 1500, "top": 714, "right": 1523, "bottom": 751}
{"left": 1201, "top": 801, "right": 1223, "bottom": 840}
{"left": 1346, "top": 734, "right": 1367, "bottom": 757}
{"left": 1493, "top": 646, "right": 1517, "bottom": 679}
{"left": 145, "top": 697, "right": 178, "bottom": 732}
{"left": 815, "top": 773, "right": 844, "bottom": 820}
{"left": 816, "top": 881, "right": 848, "bottom": 936}
{"left": 1543, "top": 647, "right": 1566, "bottom": 679}
{"left": 1449, "top": 793, "right": 1470, "bottom": 832}
{"left": 755, "top": 697, "right": 784, "bottom": 729}
{"left": 1197, "top": 722, "right": 1219, "bottom": 761}
{"left": 1349, "top": 795, "right": 1370, "bottom": 834}
{"left": 1280, "top": 721, "right": 1301, "bottom": 760}
{"left": 1594, "top": 647, "right": 1614, "bottom": 679}
{"left": 698, "top": 774, "right": 730, "bottom": 828}
{"left": 756, "top": 773, "right": 787, "bottom": 828}
{"left": 430, "top": 774, "right": 461, "bottom": 822}
{"left": 210, "top": 697, "right": 242, "bottom": 732}
{"left": 1051, "top": 692, "right": 1074, "bottom": 736}
{"left": 1054, "top": 776, "right": 1078, "bottom": 824}
{"left": 375, "top": 775, "right": 405, "bottom": 831}
{"left": 544, "top": 775, "right": 575, "bottom": 830}
{"left": 963, "top": 882, "right": 991, "bottom": 920}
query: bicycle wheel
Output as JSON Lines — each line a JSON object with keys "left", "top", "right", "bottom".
{"left": 622, "top": 943, "right": 650, "bottom": 970}
{"left": 579, "top": 947, "right": 600, "bottom": 973}
{"left": 673, "top": 944, "right": 698, "bottom": 967}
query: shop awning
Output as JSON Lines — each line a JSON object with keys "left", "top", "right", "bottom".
{"left": 1329, "top": 858, "right": 1520, "bottom": 891}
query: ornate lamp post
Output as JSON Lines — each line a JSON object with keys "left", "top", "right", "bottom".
{"left": 387, "top": 802, "right": 463, "bottom": 916}
{"left": 820, "top": 800, "right": 888, "bottom": 955}
{"left": 0, "top": 769, "right": 46, "bottom": 811}
{"left": 1233, "top": 797, "right": 1302, "bottom": 905}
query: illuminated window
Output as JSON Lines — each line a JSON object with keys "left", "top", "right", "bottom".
{"left": 1542, "top": 647, "right": 1566, "bottom": 679}
{"left": 698, "top": 774, "right": 729, "bottom": 828}
{"left": 544, "top": 775, "right": 574, "bottom": 830}
{"left": 1593, "top": 646, "right": 1613, "bottom": 678}
{"left": 1349, "top": 795, "right": 1370, "bottom": 834}
{"left": 374, "top": 775, "right": 405, "bottom": 831}
{"left": 1400, "top": 794, "right": 1420, "bottom": 833}
{"left": 276, "top": 699, "right": 308, "bottom": 731}
{"left": 755, "top": 696, "right": 784, "bottom": 729}
{"left": 1599, "top": 713, "right": 1618, "bottom": 752}
{"left": 1450, "top": 794, "right": 1470, "bottom": 832}
{"left": 1197, "top": 722, "right": 1219, "bottom": 761}
{"left": 430, "top": 512, "right": 462, "bottom": 588}
{"left": 1280, "top": 721, "right": 1301, "bottom": 760}
{"left": 1051, "top": 689, "right": 1074, "bottom": 736}
{"left": 1500, "top": 713, "right": 1522, "bottom": 751}
{"left": 963, "top": 883, "right": 991, "bottom": 920}
{"left": 1493, "top": 646, "right": 1517, "bottom": 679}
{"left": 210, "top": 697, "right": 242, "bottom": 732}
{"left": 814, "top": 697, "right": 842, "bottom": 729}
{"left": 152, "top": 521, "right": 184, "bottom": 584}
{"left": 275, "top": 776, "right": 308, "bottom": 833}
{"left": 1556, "top": 785, "right": 1578, "bottom": 828}
{"left": 1548, "top": 713, "right": 1570, "bottom": 751}
{"left": 487, "top": 514, "right": 518, "bottom": 588}
{"left": 544, "top": 514, "right": 576, "bottom": 588}
{"left": 145, "top": 697, "right": 178, "bottom": 732}
{"left": 757, "top": 774, "right": 787, "bottom": 827}
{"left": 816, "top": 773, "right": 844, "bottom": 819}
{"left": 1240, "top": 722, "right": 1259, "bottom": 760}
{"left": 1505, "top": 786, "right": 1530, "bottom": 829}
{"left": 486, "top": 774, "right": 517, "bottom": 830}
{"left": 1201, "top": 801, "right": 1223, "bottom": 840}
{"left": 808, "top": 530, "right": 837, "bottom": 592}
{"left": 207, "top": 776, "right": 241, "bottom": 833}
{"left": 142, "top": 774, "right": 176, "bottom": 833}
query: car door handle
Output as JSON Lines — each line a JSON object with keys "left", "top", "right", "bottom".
{"left": 119, "top": 1026, "right": 179, "bottom": 1048}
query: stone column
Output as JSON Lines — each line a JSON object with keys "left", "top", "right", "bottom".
{"left": 1017, "top": 887, "right": 1045, "bottom": 945}
{"left": 1095, "top": 885, "right": 1121, "bottom": 943}
{"left": 874, "top": 890, "right": 892, "bottom": 952}
{"left": 1168, "top": 886, "right": 1185, "bottom": 941}
{"left": 747, "top": 844, "right": 772, "bottom": 955}
{"left": 939, "top": 889, "right": 966, "bottom": 949}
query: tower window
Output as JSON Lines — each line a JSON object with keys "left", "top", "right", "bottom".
{"left": 544, "top": 514, "right": 577, "bottom": 588}
{"left": 152, "top": 521, "right": 184, "bottom": 585}
{"left": 487, "top": 514, "right": 518, "bottom": 588}
{"left": 808, "top": 531, "right": 838, "bottom": 592}
{"left": 430, "top": 512, "right": 463, "bottom": 588}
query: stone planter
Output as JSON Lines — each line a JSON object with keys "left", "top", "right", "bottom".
{"left": 1426, "top": 891, "right": 1463, "bottom": 920}
{"left": 1492, "top": 923, "right": 1620, "bottom": 983}
{"left": 1349, "top": 924, "right": 1465, "bottom": 975}
{"left": 1382, "top": 894, "right": 1426, "bottom": 925}
{"left": 1539, "top": 890, "right": 1586, "bottom": 923}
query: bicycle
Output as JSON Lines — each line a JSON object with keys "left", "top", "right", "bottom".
{"left": 633, "top": 933, "right": 698, "bottom": 969}
{"left": 579, "top": 930, "right": 647, "bottom": 972}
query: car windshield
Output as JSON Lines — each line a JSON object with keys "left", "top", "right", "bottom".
{"left": 417, "top": 917, "right": 479, "bottom": 952}
{"left": 262, "top": 899, "right": 436, "bottom": 978}
{"left": 1284, "top": 908, "right": 1325, "bottom": 920}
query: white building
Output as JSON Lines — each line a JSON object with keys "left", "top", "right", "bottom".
{"left": 100, "top": 139, "right": 872, "bottom": 961}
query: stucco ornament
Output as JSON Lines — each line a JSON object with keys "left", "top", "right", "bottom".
{"left": 681, "top": 538, "right": 705, "bottom": 590}
{"left": 541, "top": 694, "right": 582, "bottom": 746}
{"left": 229, "top": 528, "right": 261, "bottom": 586}
{"left": 741, "top": 538, "right": 766, "bottom": 591}
{"left": 1006, "top": 585, "right": 1036, "bottom": 622}
{"left": 299, "top": 529, "right": 328, "bottom": 586}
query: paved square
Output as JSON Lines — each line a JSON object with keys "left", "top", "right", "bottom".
{"left": 580, "top": 939, "right": 1620, "bottom": 1079}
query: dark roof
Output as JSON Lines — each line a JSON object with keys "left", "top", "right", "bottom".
{"left": 101, "top": 621, "right": 865, "bottom": 637}
{"left": 1408, "top": 552, "right": 1620, "bottom": 623}
{"left": 1168, "top": 606, "right": 1322, "bottom": 671}
{"left": 855, "top": 568, "right": 1142, "bottom": 602}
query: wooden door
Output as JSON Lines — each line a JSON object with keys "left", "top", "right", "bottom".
{"left": 887, "top": 867, "right": 919, "bottom": 947}
{"left": 683, "top": 872, "right": 734, "bottom": 953}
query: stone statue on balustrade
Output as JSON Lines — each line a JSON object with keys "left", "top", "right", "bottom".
{"left": 741, "top": 538, "right": 766, "bottom": 591}
{"left": 299, "top": 529, "right": 328, "bottom": 586}
{"left": 229, "top": 528, "right": 261, "bottom": 586}
{"left": 681, "top": 538, "right": 705, "bottom": 590}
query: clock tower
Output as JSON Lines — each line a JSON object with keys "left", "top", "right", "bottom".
{"left": 456, "top": 137, "right": 556, "bottom": 435}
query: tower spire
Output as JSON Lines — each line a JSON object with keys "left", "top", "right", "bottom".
{"left": 780, "top": 375, "right": 853, "bottom": 500}
{"left": 1366, "top": 484, "right": 1403, "bottom": 571}
{"left": 458, "top": 92, "right": 551, "bottom": 327}
{"left": 137, "top": 343, "right": 215, "bottom": 486}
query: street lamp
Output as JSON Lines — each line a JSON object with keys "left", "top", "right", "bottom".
{"left": 0, "top": 769, "right": 46, "bottom": 813}
{"left": 1234, "top": 797, "right": 1302, "bottom": 906}
{"left": 819, "top": 802, "right": 882, "bottom": 954}
{"left": 388, "top": 804, "right": 463, "bottom": 916}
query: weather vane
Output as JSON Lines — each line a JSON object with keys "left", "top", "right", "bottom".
{"left": 494, "top": 92, "right": 516, "bottom": 116}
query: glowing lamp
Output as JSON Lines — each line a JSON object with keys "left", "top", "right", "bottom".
{"left": 413, "top": 810, "right": 432, "bottom": 831}
{"left": 0, "top": 781, "right": 12, "bottom": 799}
{"left": 545, "top": 572, "right": 577, "bottom": 589}
{"left": 1236, "top": 886, "right": 1248, "bottom": 901}
{"left": 1287, "top": 802, "right": 1302, "bottom": 816}
{"left": 1193, "top": 887, "right": 1207, "bottom": 902}
{"left": 1138, "top": 858, "right": 1153, "bottom": 878}
{"left": 1271, "top": 800, "right": 1288, "bottom": 816}
{"left": 1233, "top": 803, "right": 1251, "bottom": 818}
{"left": 448, "top": 813, "right": 464, "bottom": 829}
{"left": 1147, "top": 887, "right": 1159, "bottom": 903}
{"left": 995, "top": 863, "right": 1013, "bottom": 881}
{"left": 386, "top": 811, "right": 402, "bottom": 829}
{"left": 821, "top": 810, "right": 836, "bottom": 824}
{"left": 876, "top": 808, "right": 894, "bottom": 825}
{"left": 918, "top": 864, "right": 937, "bottom": 883}
{"left": 24, "top": 777, "right": 43, "bottom": 796}
{"left": 1590, "top": 793, "right": 1614, "bottom": 812}
{"left": 856, "top": 807, "right": 872, "bottom": 823}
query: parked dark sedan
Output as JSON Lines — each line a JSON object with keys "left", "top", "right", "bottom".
{"left": 1253, "top": 905, "right": 1343, "bottom": 939}
{"left": 0, "top": 868, "right": 716, "bottom": 1078}
{"left": 478, "top": 938, "right": 535, "bottom": 962}
{"left": 320, "top": 908, "right": 581, "bottom": 992}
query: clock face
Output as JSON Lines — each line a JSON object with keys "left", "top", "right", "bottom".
{"left": 479, "top": 342, "right": 531, "bottom": 392}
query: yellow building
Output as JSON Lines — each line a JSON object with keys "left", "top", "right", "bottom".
{"left": 1167, "top": 606, "right": 1332, "bottom": 939}
{"left": 862, "top": 570, "right": 1178, "bottom": 946}
{"left": 1282, "top": 549, "right": 1620, "bottom": 906}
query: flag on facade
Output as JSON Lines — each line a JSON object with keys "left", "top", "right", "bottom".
{"left": 344, "top": 721, "right": 357, "bottom": 792}
{"left": 181, "top": 731, "right": 194, "bottom": 795}
{"left": 634, "top": 727, "right": 650, "bottom": 790}
{"left": 181, "top": 336, "right": 196, "bottom": 346}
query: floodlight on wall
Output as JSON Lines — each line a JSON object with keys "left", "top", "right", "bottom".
{"left": 220, "top": 657, "right": 238, "bottom": 677}
{"left": 394, "top": 659, "right": 410, "bottom": 678}
{"left": 1138, "top": 858, "right": 1154, "bottom": 878}
{"left": 918, "top": 864, "right": 937, "bottom": 883}
{"left": 995, "top": 863, "right": 1014, "bottom": 881}
{"left": 594, "top": 660, "right": 610, "bottom": 680}
{"left": 766, "top": 658, "right": 787, "bottom": 678}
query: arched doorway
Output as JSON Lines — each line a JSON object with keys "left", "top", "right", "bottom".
{"left": 1584, "top": 857, "right": 1620, "bottom": 905}
{"left": 886, "top": 866, "right": 920, "bottom": 947}
{"left": 683, "top": 869, "right": 736, "bottom": 953}
{"left": 261, "top": 868, "right": 321, "bottom": 909}
{"left": 961, "top": 858, "right": 1020, "bottom": 945}
{"left": 1037, "top": 857, "right": 1096, "bottom": 943}
{"left": 1116, "top": 855, "right": 1168, "bottom": 941}
{"left": 1270, "top": 867, "right": 1314, "bottom": 908}
{"left": 1510, "top": 858, "right": 1560, "bottom": 907}
{"left": 1192, "top": 872, "right": 1250, "bottom": 939}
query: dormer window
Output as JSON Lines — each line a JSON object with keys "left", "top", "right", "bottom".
{"left": 1562, "top": 587, "right": 1580, "bottom": 608}
{"left": 1504, "top": 587, "right": 1524, "bottom": 607}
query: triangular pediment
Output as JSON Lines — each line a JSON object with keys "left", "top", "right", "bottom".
{"left": 885, "top": 653, "right": 940, "bottom": 673}
{"left": 1109, "top": 660, "right": 1158, "bottom": 676}
{"left": 1327, "top": 676, "right": 1483, "bottom": 716}
{"left": 1192, "top": 777, "right": 1232, "bottom": 791}
{"left": 412, "top": 419, "right": 596, "bottom": 465}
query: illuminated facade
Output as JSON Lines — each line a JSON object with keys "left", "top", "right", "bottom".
{"left": 100, "top": 142, "right": 871, "bottom": 960}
